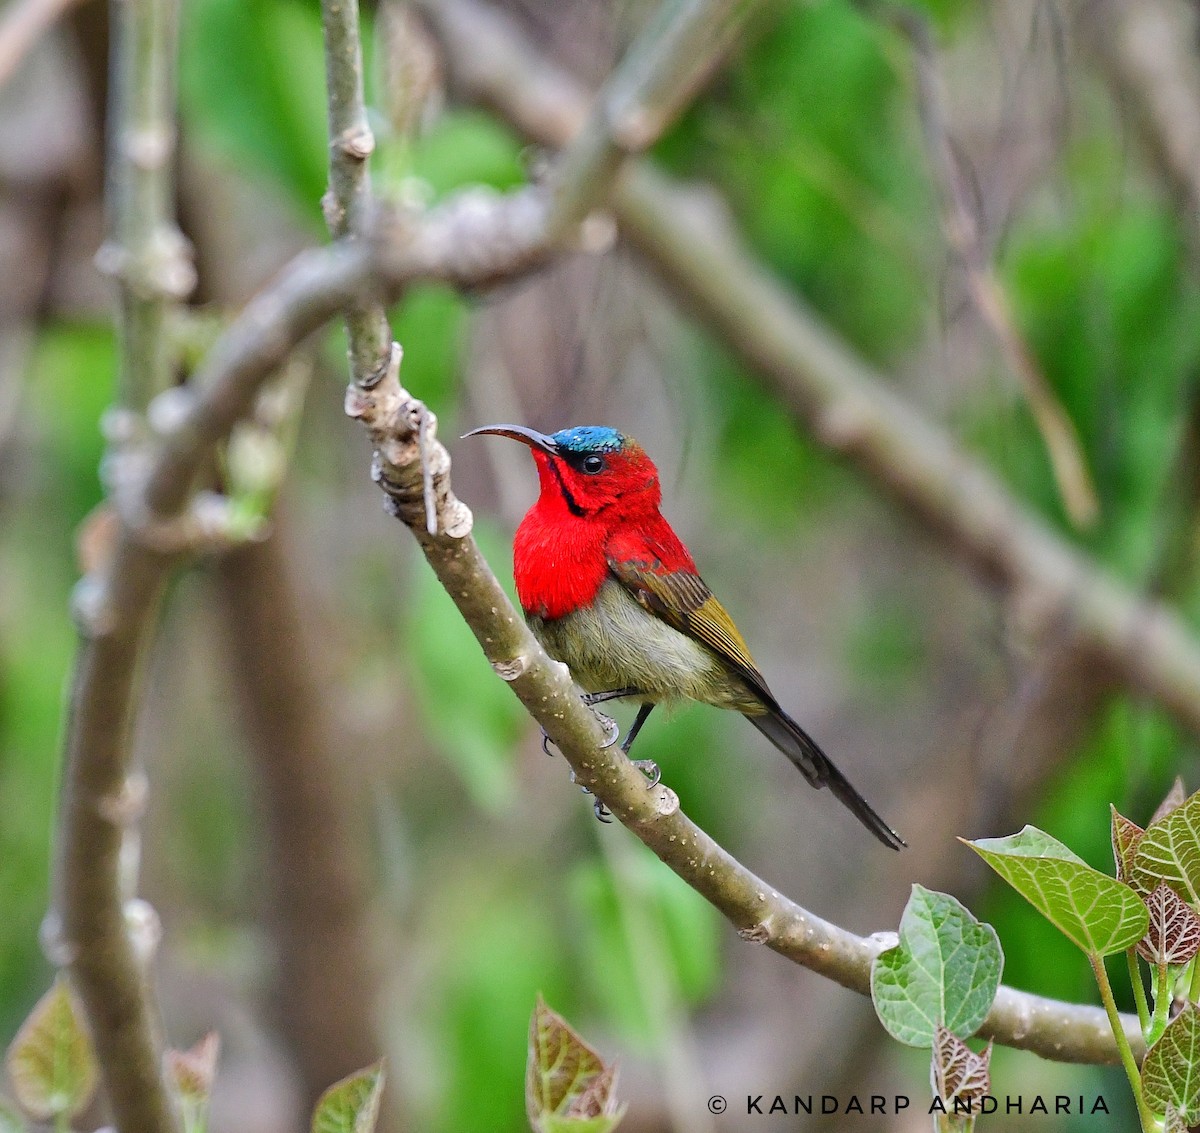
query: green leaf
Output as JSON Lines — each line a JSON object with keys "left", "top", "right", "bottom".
{"left": 0, "top": 1096, "right": 26, "bottom": 1133}
{"left": 1133, "top": 788, "right": 1200, "bottom": 904}
{"left": 526, "top": 999, "right": 625, "bottom": 1133}
{"left": 311, "top": 1061, "right": 385, "bottom": 1133}
{"left": 1142, "top": 1003, "right": 1200, "bottom": 1123}
{"left": 966, "top": 826, "right": 1149, "bottom": 956}
{"left": 870, "top": 886, "right": 1003, "bottom": 1047}
{"left": 4, "top": 978, "right": 97, "bottom": 1121}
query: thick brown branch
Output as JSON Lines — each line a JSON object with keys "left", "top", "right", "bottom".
{"left": 211, "top": 522, "right": 385, "bottom": 1118}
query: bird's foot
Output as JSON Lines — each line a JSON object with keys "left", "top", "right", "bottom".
{"left": 540, "top": 727, "right": 559, "bottom": 758}
{"left": 592, "top": 711, "right": 621, "bottom": 748}
{"left": 568, "top": 769, "right": 614, "bottom": 823}
{"left": 630, "top": 759, "right": 661, "bottom": 788}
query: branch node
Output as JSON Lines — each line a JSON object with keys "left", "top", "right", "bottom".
{"left": 335, "top": 123, "right": 375, "bottom": 161}
{"left": 654, "top": 785, "right": 680, "bottom": 816}
{"left": 96, "top": 771, "right": 149, "bottom": 827}
{"left": 738, "top": 921, "right": 772, "bottom": 944}
{"left": 816, "top": 398, "right": 871, "bottom": 452}
{"left": 491, "top": 655, "right": 530, "bottom": 681}
{"left": 146, "top": 385, "right": 197, "bottom": 438}
{"left": 38, "top": 910, "right": 77, "bottom": 967}
{"left": 124, "top": 898, "right": 162, "bottom": 967}
{"left": 70, "top": 575, "right": 119, "bottom": 638}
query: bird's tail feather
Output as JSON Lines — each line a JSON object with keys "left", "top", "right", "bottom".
{"left": 746, "top": 708, "right": 906, "bottom": 850}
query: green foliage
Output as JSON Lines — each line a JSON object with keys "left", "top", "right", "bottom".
{"left": 967, "top": 827, "right": 1148, "bottom": 957}
{"left": 0, "top": 1097, "right": 24, "bottom": 1133}
{"left": 569, "top": 844, "right": 720, "bottom": 1046}
{"left": 871, "top": 886, "right": 1003, "bottom": 1047}
{"left": 312, "top": 1061, "right": 386, "bottom": 1133}
{"left": 1141, "top": 1006, "right": 1200, "bottom": 1125}
{"left": 404, "top": 525, "right": 527, "bottom": 809}
{"left": 181, "top": 0, "right": 329, "bottom": 219}
{"left": 1133, "top": 790, "right": 1200, "bottom": 904}
{"left": 4, "top": 978, "right": 97, "bottom": 1123}
{"left": 662, "top": 1, "right": 934, "bottom": 360}
{"left": 389, "top": 286, "right": 467, "bottom": 413}
{"left": 525, "top": 999, "right": 624, "bottom": 1133}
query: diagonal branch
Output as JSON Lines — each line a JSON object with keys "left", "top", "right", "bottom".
{"left": 413, "top": 0, "right": 1200, "bottom": 746}
{"left": 347, "top": 355, "right": 1142, "bottom": 1066}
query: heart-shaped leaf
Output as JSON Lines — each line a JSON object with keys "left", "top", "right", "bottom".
{"left": 311, "top": 1061, "right": 385, "bottom": 1133}
{"left": 1142, "top": 1003, "right": 1200, "bottom": 1124}
{"left": 5, "top": 978, "right": 97, "bottom": 1121}
{"left": 527, "top": 999, "right": 625, "bottom": 1133}
{"left": 871, "top": 886, "right": 1002, "bottom": 1047}
{"left": 966, "top": 826, "right": 1149, "bottom": 956}
{"left": 1133, "top": 789, "right": 1200, "bottom": 904}
{"left": 1139, "top": 884, "right": 1200, "bottom": 967}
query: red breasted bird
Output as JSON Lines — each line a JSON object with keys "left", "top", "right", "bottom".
{"left": 465, "top": 423, "right": 905, "bottom": 850}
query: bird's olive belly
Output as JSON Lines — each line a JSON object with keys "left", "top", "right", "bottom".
{"left": 527, "top": 579, "right": 761, "bottom": 712}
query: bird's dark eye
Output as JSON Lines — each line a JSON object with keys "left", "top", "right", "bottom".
{"left": 582, "top": 455, "right": 605, "bottom": 474}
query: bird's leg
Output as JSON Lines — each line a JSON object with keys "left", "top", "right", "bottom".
{"left": 621, "top": 704, "right": 660, "bottom": 786}
{"left": 581, "top": 686, "right": 641, "bottom": 706}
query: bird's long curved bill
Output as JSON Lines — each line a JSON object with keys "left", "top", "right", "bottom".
{"left": 461, "top": 424, "right": 560, "bottom": 455}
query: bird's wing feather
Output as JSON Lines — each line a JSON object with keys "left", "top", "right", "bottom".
{"left": 605, "top": 531, "right": 771, "bottom": 699}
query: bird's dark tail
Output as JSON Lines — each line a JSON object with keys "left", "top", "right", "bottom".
{"left": 746, "top": 707, "right": 906, "bottom": 850}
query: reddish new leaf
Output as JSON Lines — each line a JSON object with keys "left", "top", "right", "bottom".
{"left": 1138, "top": 883, "right": 1200, "bottom": 967}
{"left": 1111, "top": 807, "right": 1145, "bottom": 887}
{"left": 931, "top": 1025, "right": 991, "bottom": 1108}
{"left": 1152, "top": 778, "right": 1189, "bottom": 826}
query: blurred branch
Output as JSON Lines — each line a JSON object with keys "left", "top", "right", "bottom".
{"left": 0, "top": 0, "right": 89, "bottom": 90}
{"left": 53, "top": 0, "right": 189, "bottom": 1131}
{"left": 321, "top": 0, "right": 391, "bottom": 388}
{"left": 1080, "top": 0, "right": 1200, "bottom": 236}
{"left": 211, "top": 518, "right": 386, "bottom": 1119}
{"left": 97, "top": 0, "right": 194, "bottom": 412}
{"left": 899, "top": 11, "right": 1098, "bottom": 530}
{"left": 414, "top": 0, "right": 1200, "bottom": 746}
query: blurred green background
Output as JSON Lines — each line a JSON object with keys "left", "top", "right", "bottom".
{"left": 3, "top": 0, "right": 1198, "bottom": 1130}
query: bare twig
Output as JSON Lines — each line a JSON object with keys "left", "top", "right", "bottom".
{"left": 414, "top": 0, "right": 1200, "bottom": 746}
{"left": 0, "top": 0, "right": 89, "bottom": 91}
{"left": 1080, "top": 0, "right": 1200, "bottom": 238}
{"left": 899, "top": 12, "right": 1099, "bottom": 530}
{"left": 321, "top": 0, "right": 391, "bottom": 388}
{"left": 96, "top": 0, "right": 194, "bottom": 412}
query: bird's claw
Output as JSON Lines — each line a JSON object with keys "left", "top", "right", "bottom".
{"left": 540, "top": 727, "right": 559, "bottom": 758}
{"left": 631, "top": 759, "right": 661, "bottom": 787}
{"left": 568, "top": 769, "right": 614, "bottom": 822}
{"left": 593, "top": 712, "right": 620, "bottom": 748}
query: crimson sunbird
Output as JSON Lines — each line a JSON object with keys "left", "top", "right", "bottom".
{"left": 465, "top": 423, "right": 905, "bottom": 850}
